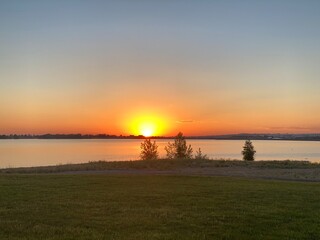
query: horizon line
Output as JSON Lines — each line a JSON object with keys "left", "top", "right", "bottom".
{"left": 2, "top": 132, "right": 320, "bottom": 137}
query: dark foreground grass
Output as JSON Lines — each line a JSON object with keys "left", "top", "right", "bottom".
{"left": 0, "top": 175, "right": 319, "bottom": 240}
{"left": 1, "top": 159, "right": 319, "bottom": 173}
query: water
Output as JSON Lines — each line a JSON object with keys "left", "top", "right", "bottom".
{"left": 0, "top": 139, "right": 320, "bottom": 168}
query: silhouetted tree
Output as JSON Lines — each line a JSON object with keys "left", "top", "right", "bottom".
{"left": 194, "top": 148, "right": 208, "bottom": 160}
{"left": 165, "top": 132, "right": 193, "bottom": 159}
{"left": 242, "top": 140, "right": 256, "bottom": 161}
{"left": 140, "top": 139, "right": 159, "bottom": 160}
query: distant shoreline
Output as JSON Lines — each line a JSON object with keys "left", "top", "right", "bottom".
{"left": 1, "top": 133, "right": 320, "bottom": 141}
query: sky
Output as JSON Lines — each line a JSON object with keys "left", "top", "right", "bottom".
{"left": 1, "top": 0, "right": 320, "bottom": 136}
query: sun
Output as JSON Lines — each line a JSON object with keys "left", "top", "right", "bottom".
{"left": 125, "top": 112, "right": 169, "bottom": 137}
{"left": 139, "top": 122, "right": 156, "bottom": 137}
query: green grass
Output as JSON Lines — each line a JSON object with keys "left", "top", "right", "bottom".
{"left": 0, "top": 174, "right": 319, "bottom": 239}
{"left": 1, "top": 159, "right": 319, "bottom": 173}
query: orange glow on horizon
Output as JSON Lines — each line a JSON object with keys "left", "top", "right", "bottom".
{"left": 124, "top": 111, "right": 171, "bottom": 137}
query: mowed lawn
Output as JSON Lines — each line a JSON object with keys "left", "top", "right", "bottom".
{"left": 0, "top": 175, "right": 319, "bottom": 240}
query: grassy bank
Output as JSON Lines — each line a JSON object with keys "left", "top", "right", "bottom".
{"left": 0, "top": 174, "right": 319, "bottom": 239}
{"left": 1, "top": 159, "right": 319, "bottom": 174}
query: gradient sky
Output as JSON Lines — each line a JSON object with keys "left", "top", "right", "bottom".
{"left": 1, "top": 0, "right": 320, "bottom": 136}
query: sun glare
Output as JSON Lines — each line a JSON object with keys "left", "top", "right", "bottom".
{"left": 140, "top": 123, "right": 155, "bottom": 137}
{"left": 126, "top": 112, "right": 169, "bottom": 137}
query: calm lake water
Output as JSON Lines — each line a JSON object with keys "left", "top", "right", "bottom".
{"left": 1, "top": 139, "right": 320, "bottom": 168}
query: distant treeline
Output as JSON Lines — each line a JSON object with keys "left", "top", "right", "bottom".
{"left": 203, "top": 134, "right": 320, "bottom": 141}
{"left": 1, "top": 133, "right": 320, "bottom": 141}
{"left": 0, "top": 134, "right": 164, "bottom": 140}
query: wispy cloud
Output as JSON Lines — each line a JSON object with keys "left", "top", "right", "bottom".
{"left": 176, "top": 120, "right": 194, "bottom": 124}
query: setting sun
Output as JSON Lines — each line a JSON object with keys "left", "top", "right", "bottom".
{"left": 140, "top": 122, "right": 155, "bottom": 137}
{"left": 124, "top": 111, "right": 171, "bottom": 137}
{"left": 133, "top": 118, "right": 161, "bottom": 137}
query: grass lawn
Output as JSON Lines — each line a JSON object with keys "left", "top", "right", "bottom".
{"left": 2, "top": 159, "right": 319, "bottom": 174}
{"left": 0, "top": 174, "right": 319, "bottom": 240}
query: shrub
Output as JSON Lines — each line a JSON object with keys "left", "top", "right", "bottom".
{"left": 165, "top": 132, "right": 193, "bottom": 159}
{"left": 194, "top": 148, "right": 208, "bottom": 160}
{"left": 140, "top": 139, "right": 159, "bottom": 160}
{"left": 242, "top": 140, "right": 256, "bottom": 161}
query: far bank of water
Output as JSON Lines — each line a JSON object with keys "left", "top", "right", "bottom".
{"left": 0, "top": 139, "right": 320, "bottom": 168}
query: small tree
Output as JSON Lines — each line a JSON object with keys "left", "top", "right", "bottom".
{"left": 140, "top": 138, "right": 159, "bottom": 160}
{"left": 165, "top": 132, "right": 193, "bottom": 159}
{"left": 194, "top": 148, "right": 208, "bottom": 160}
{"left": 242, "top": 140, "right": 256, "bottom": 161}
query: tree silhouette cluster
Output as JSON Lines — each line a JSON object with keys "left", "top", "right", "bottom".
{"left": 140, "top": 132, "right": 256, "bottom": 161}
{"left": 140, "top": 132, "right": 208, "bottom": 160}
